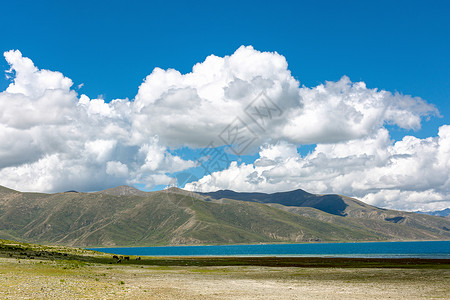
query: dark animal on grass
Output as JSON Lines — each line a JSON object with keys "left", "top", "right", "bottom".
{"left": 136, "top": 257, "right": 141, "bottom": 260}
{"left": 113, "top": 255, "right": 119, "bottom": 259}
{"left": 116, "top": 259, "right": 121, "bottom": 263}
{"left": 124, "top": 256, "right": 130, "bottom": 261}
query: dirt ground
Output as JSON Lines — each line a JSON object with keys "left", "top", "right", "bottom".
{"left": 0, "top": 257, "right": 448, "bottom": 299}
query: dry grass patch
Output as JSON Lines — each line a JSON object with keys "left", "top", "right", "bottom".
{"left": 1, "top": 257, "right": 449, "bottom": 299}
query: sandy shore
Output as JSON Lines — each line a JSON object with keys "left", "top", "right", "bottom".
{"left": 0, "top": 257, "right": 449, "bottom": 299}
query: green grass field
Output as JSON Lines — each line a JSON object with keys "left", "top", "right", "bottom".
{"left": 1, "top": 239, "right": 449, "bottom": 299}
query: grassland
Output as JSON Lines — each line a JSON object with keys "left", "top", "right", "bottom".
{"left": 0, "top": 239, "right": 449, "bottom": 299}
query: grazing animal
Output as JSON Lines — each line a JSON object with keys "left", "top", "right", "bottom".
{"left": 120, "top": 256, "right": 124, "bottom": 259}
{"left": 116, "top": 259, "right": 122, "bottom": 263}
{"left": 112, "top": 255, "right": 119, "bottom": 259}
{"left": 136, "top": 257, "right": 141, "bottom": 260}
{"left": 124, "top": 256, "right": 130, "bottom": 261}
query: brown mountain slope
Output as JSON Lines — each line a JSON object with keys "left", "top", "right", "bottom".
{"left": 0, "top": 185, "right": 448, "bottom": 247}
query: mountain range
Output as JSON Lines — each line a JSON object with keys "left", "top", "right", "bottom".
{"left": 416, "top": 208, "right": 450, "bottom": 218}
{"left": 0, "top": 185, "right": 449, "bottom": 247}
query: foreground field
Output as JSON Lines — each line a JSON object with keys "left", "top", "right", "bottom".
{"left": 0, "top": 256, "right": 449, "bottom": 299}
{"left": 0, "top": 239, "right": 449, "bottom": 299}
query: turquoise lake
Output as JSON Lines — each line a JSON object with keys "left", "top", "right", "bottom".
{"left": 88, "top": 240, "right": 450, "bottom": 258}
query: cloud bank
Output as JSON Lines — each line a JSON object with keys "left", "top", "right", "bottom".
{"left": 0, "top": 47, "right": 446, "bottom": 211}
{"left": 186, "top": 127, "right": 450, "bottom": 211}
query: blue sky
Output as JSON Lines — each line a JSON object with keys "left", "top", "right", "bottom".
{"left": 0, "top": 0, "right": 449, "bottom": 211}
{"left": 2, "top": 0, "right": 449, "bottom": 118}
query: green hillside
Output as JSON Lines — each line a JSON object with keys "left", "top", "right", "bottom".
{"left": 0, "top": 186, "right": 449, "bottom": 247}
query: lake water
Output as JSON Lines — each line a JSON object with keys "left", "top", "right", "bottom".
{"left": 88, "top": 241, "right": 450, "bottom": 259}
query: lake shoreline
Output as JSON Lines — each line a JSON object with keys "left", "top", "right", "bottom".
{"left": 87, "top": 239, "right": 450, "bottom": 249}
{"left": 88, "top": 240, "right": 450, "bottom": 259}
{"left": 94, "top": 256, "right": 450, "bottom": 269}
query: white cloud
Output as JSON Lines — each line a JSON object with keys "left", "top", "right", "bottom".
{"left": 4, "top": 50, "right": 73, "bottom": 98}
{"left": 106, "top": 161, "right": 129, "bottom": 178}
{"left": 0, "top": 47, "right": 447, "bottom": 212}
{"left": 131, "top": 46, "right": 301, "bottom": 148}
{"left": 0, "top": 50, "right": 194, "bottom": 192}
{"left": 84, "top": 139, "right": 117, "bottom": 163}
{"left": 186, "top": 126, "right": 450, "bottom": 211}
{"left": 362, "top": 189, "right": 447, "bottom": 212}
{"left": 131, "top": 46, "right": 436, "bottom": 149}
{"left": 282, "top": 77, "right": 437, "bottom": 144}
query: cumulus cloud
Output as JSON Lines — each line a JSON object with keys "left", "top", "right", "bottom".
{"left": 186, "top": 126, "right": 450, "bottom": 211}
{"left": 131, "top": 46, "right": 301, "bottom": 148}
{"left": 106, "top": 161, "right": 129, "bottom": 178}
{"left": 132, "top": 46, "right": 437, "bottom": 148}
{"left": 4, "top": 50, "right": 73, "bottom": 98}
{"left": 0, "top": 48, "right": 446, "bottom": 212}
{"left": 0, "top": 50, "right": 194, "bottom": 192}
{"left": 282, "top": 77, "right": 438, "bottom": 144}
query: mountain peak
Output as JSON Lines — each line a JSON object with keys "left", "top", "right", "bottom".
{"left": 164, "top": 187, "right": 184, "bottom": 192}
{"left": 161, "top": 187, "right": 205, "bottom": 199}
{"left": 97, "top": 185, "right": 148, "bottom": 196}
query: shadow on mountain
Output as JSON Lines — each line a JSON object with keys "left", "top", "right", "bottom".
{"left": 200, "top": 189, "right": 348, "bottom": 216}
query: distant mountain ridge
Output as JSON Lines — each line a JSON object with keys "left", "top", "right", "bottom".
{"left": 0, "top": 185, "right": 448, "bottom": 247}
{"left": 416, "top": 208, "right": 450, "bottom": 218}
{"left": 199, "top": 189, "right": 349, "bottom": 216}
